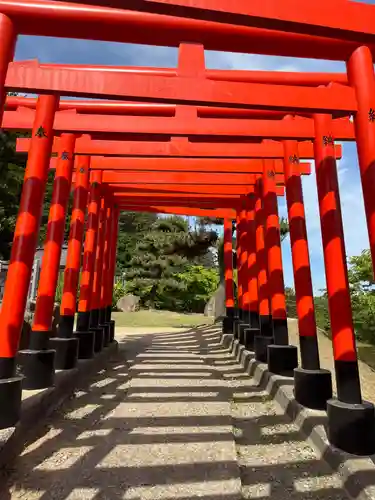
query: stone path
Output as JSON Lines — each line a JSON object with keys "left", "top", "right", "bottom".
{"left": 2, "top": 326, "right": 349, "bottom": 499}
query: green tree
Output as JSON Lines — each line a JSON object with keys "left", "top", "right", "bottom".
{"left": 348, "top": 249, "right": 374, "bottom": 293}
{"left": 212, "top": 216, "right": 289, "bottom": 279}
{"left": 347, "top": 249, "right": 375, "bottom": 343}
{"left": 116, "top": 211, "right": 158, "bottom": 274}
{"left": 173, "top": 265, "right": 220, "bottom": 313}
{"left": 0, "top": 131, "right": 28, "bottom": 260}
{"left": 312, "top": 292, "right": 330, "bottom": 333}
{"left": 279, "top": 217, "right": 290, "bottom": 242}
{"left": 285, "top": 287, "right": 297, "bottom": 318}
{"left": 125, "top": 215, "right": 217, "bottom": 309}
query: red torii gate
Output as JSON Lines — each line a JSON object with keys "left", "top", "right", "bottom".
{"left": 17, "top": 119, "right": 320, "bottom": 394}
{"left": 0, "top": 24, "right": 372, "bottom": 452}
{"left": 0, "top": 92, "right": 360, "bottom": 454}
{"left": 18, "top": 119, "right": 316, "bottom": 379}
{"left": 16, "top": 120, "right": 312, "bottom": 376}
{"left": 8, "top": 97, "right": 355, "bottom": 425}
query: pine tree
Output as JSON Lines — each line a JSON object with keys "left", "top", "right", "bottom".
{"left": 125, "top": 215, "right": 217, "bottom": 309}
{"left": 0, "top": 131, "right": 28, "bottom": 260}
{"left": 116, "top": 211, "right": 158, "bottom": 274}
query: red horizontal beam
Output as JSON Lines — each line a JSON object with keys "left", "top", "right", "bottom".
{"left": 102, "top": 171, "right": 277, "bottom": 184}
{"left": 100, "top": 159, "right": 311, "bottom": 176}
{"left": 111, "top": 185, "right": 285, "bottom": 198}
{"left": 106, "top": 184, "right": 255, "bottom": 195}
{"left": 6, "top": 65, "right": 349, "bottom": 102}
{"left": 2, "top": 0, "right": 375, "bottom": 61}
{"left": 114, "top": 0, "right": 375, "bottom": 43}
{"left": 6, "top": 110, "right": 354, "bottom": 141}
{"left": 17, "top": 136, "right": 342, "bottom": 159}
{"left": 7, "top": 95, "right": 288, "bottom": 119}
{"left": 57, "top": 158, "right": 311, "bottom": 176}
{"left": 118, "top": 205, "right": 236, "bottom": 218}
{"left": 5, "top": 62, "right": 356, "bottom": 114}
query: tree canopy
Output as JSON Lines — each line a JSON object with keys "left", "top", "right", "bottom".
{"left": 124, "top": 215, "right": 218, "bottom": 310}
{"left": 0, "top": 131, "right": 27, "bottom": 260}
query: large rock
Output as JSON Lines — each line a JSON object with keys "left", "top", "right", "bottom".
{"left": 204, "top": 283, "right": 226, "bottom": 319}
{"left": 117, "top": 294, "right": 140, "bottom": 312}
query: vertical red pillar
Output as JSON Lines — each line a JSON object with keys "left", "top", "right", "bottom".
{"left": 237, "top": 204, "right": 249, "bottom": 343}
{"left": 283, "top": 138, "right": 332, "bottom": 409}
{"left": 262, "top": 160, "right": 298, "bottom": 373}
{"left": 262, "top": 160, "right": 288, "bottom": 343}
{"left": 223, "top": 217, "right": 235, "bottom": 334}
{"left": 254, "top": 179, "right": 273, "bottom": 362}
{"left": 347, "top": 47, "right": 375, "bottom": 275}
{"left": 99, "top": 203, "right": 112, "bottom": 346}
{"left": 90, "top": 194, "right": 108, "bottom": 352}
{"left": 0, "top": 94, "right": 58, "bottom": 425}
{"left": 0, "top": 14, "right": 16, "bottom": 123}
{"left": 283, "top": 140, "right": 319, "bottom": 359}
{"left": 75, "top": 170, "right": 102, "bottom": 358}
{"left": 29, "top": 134, "right": 77, "bottom": 374}
{"left": 314, "top": 113, "right": 374, "bottom": 456}
{"left": 255, "top": 180, "right": 271, "bottom": 330}
{"left": 241, "top": 204, "right": 250, "bottom": 319}
{"left": 246, "top": 194, "right": 259, "bottom": 327}
{"left": 57, "top": 156, "right": 90, "bottom": 340}
{"left": 236, "top": 210, "right": 243, "bottom": 327}
{"left": 32, "top": 134, "right": 76, "bottom": 336}
{"left": 106, "top": 205, "right": 120, "bottom": 342}
{"left": 245, "top": 193, "right": 260, "bottom": 350}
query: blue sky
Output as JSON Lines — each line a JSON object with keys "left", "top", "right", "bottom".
{"left": 13, "top": 28, "right": 372, "bottom": 294}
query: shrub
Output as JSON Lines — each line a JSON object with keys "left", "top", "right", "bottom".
{"left": 112, "top": 280, "right": 127, "bottom": 310}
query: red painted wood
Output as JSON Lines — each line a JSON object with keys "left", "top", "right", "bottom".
{"left": 17, "top": 136, "right": 342, "bottom": 159}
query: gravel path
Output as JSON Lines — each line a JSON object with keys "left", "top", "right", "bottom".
{"left": 199, "top": 326, "right": 349, "bottom": 500}
{"left": 3, "top": 329, "right": 241, "bottom": 500}
{"left": 2, "top": 326, "right": 349, "bottom": 499}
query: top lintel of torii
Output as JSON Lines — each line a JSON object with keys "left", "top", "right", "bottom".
{"left": 2, "top": 0, "right": 375, "bottom": 61}
{"left": 25, "top": 0, "right": 375, "bottom": 45}
{"left": 4, "top": 59, "right": 357, "bottom": 116}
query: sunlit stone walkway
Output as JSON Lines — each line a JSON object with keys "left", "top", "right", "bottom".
{"left": 3, "top": 326, "right": 348, "bottom": 499}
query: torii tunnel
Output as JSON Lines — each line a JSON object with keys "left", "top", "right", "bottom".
{"left": 0, "top": 0, "right": 375, "bottom": 458}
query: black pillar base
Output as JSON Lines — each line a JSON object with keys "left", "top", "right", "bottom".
{"left": 254, "top": 336, "right": 274, "bottom": 363}
{"left": 327, "top": 398, "right": 375, "bottom": 455}
{"left": 233, "top": 319, "right": 242, "bottom": 339}
{"left": 100, "top": 323, "right": 110, "bottom": 347}
{"left": 49, "top": 337, "right": 79, "bottom": 370}
{"left": 110, "top": 320, "right": 115, "bottom": 342}
{"left": 267, "top": 344, "right": 298, "bottom": 376}
{"left": 244, "top": 328, "right": 260, "bottom": 351}
{"left": 222, "top": 315, "right": 234, "bottom": 335}
{"left": 91, "top": 327, "right": 104, "bottom": 353}
{"left": 238, "top": 322, "right": 249, "bottom": 345}
{"left": 76, "top": 311, "right": 91, "bottom": 333}
{"left": 0, "top": 376, "right": 23, "bottom": 429}
{"left": 74, "top": 330, "right": 95, "bottom": 359}
{"left": 57, "top": 314, "right": 75, "bottom": 339}
{"left": 294, "top": 367, "right": 332, "bottom": 410}
{"left": 17, "top": 349, "right": 55, "bottom": 390}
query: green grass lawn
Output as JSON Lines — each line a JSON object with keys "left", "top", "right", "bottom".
{"left": 112, "top": 309, "right": 215, "bottom": 328}
{"left": 356, "top": 343, "right": 375, "bottom": 371}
